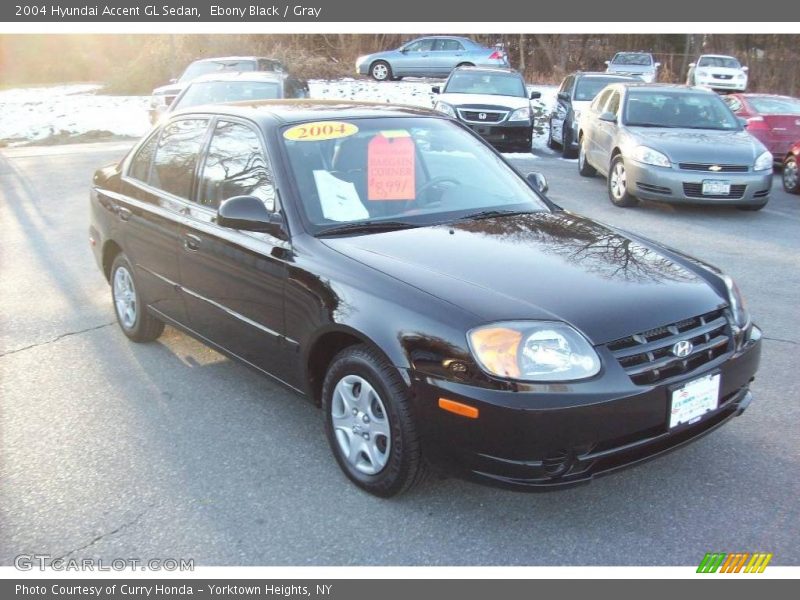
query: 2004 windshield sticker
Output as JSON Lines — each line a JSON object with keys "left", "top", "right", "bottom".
{"left": 283, "top": 121, "right": 359, "bottom": 141}
{"left": 368, "top": 130, "right": 416, "bottom": 201}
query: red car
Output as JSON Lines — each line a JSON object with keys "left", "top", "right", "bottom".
{"left": 723, "top": 94, "right": 800, "bottom": 161}
{"left": 782, "top": 141, "right": 800, "bottom": 194}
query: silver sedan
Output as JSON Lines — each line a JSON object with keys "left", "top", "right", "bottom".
{"left": 577, "top": 84, "right": 773, "bottom": 210}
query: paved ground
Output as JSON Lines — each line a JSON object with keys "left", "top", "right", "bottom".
{"left": 1, "top": 141, "right": 798, "bottom": 566}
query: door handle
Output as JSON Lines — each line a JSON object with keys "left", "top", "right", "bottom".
{"left": 117, "top": 206, "right": 132, "bottom": 222}
{"left": 183, "top": 233, "right": 202, "bottom": 252}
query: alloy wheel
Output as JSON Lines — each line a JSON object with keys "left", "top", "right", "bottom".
{"left": 113, "top": 266, "right": 137, "bottom": 329}
{"left": 784, "top": 158, "right": 798, "bottom": 191}
{"left": 610, "top": 161, "right": 627, "bottom": 199}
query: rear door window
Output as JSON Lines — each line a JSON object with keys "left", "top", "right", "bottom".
{"left": 128, "top": 131, "right": 159, "bottom": 183}
{"left": 150, "top": 118, "right": 210, "bottom": 200}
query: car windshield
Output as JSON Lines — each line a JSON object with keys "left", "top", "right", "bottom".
{"left": 748, "top": 96, "right": 800, "bottom": 115}
{"left": 575, "top": 78, "right": 626, "bottom": 101}
{"left": 625, "top": 90, "right": 741, "bottom": 130}
{"left": 698, "top": 56, "right": 741, "bottom": 69}
{"left": 444, "top": 71, "right": 526, "bottom": 97}
{"left": 179, "top": 60, "right": 256, "bottom": 82}
{"left": 174, "top": 80, "right": 281, "bottom": 109}
{"left": 280, "top": 117, "right": 549, "bottom": 234}
{"left": 612, "top": 53, "right": 652, "bottom": 66}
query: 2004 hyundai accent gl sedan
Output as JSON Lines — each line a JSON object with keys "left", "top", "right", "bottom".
{"left": 90, "top": 100, "right": 762, "bottom": 496}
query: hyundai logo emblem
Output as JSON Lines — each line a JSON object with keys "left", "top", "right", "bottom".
{"left": 478, "top": 112, "right": 487, "bottom": 120}
{"left": 708, "top": 165, "right": 722, "bottom": 172}
{"left": 672, "top": 340, "right": 694, "bottom": 358}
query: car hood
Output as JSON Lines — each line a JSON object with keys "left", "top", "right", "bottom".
{"left": 321, "top": 212, "right": 725, "bottom": 345}
{"left": 698, "top": 66, "right": 745, "bottom": 76}
{"left": 628, "top": 127, "right": 766, "bottom": 163}
{"left": 438, "top": 93, "right": 530, "bottom": 110}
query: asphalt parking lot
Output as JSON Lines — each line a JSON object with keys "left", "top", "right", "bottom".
{"left": 1, "top": 141, "right": 798, "bottom": 566}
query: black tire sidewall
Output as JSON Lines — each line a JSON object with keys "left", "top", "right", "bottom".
{"left": 322, "top": 347, "right": 416, "bottom": 497}
{"left": 110, "top": 254, "right": 142, "bottom": 335}
{"left": 784, "top": 157, "right": 799, "bottom": 193}
{"left": 608, "top": 156, "right": 637, "bottom": 207}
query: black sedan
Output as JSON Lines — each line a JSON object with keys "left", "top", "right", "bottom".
{"left": 90, "top": 100, "right": 762, "bottom": 496}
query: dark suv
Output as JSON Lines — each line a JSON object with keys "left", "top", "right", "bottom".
{"left": 548, "top": 72, "right": 639, "bottom": 158}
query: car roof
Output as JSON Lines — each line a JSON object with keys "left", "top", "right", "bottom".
{"left": 187, "top": 71, "right": 285, "bottom": 84}
{"left": 452, "top": 66, "right": 520, "bottom": 75}
{"left": 189, "top": 56, "right": 273, "bottom": 64}
{"left": 698, "top": 54, "right": 738, "bottom": 59}
{"left": 574, "top": 71, "right": 639, "bottom": 79}
{"left": 615, "top": 83, "right": 716, "bottom": 94}
{"left": 169, "top": 99, "right": 441, "bottom": 126}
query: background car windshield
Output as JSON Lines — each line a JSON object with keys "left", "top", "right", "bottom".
{"left": 444, "top": 72, "right": 526, "bottom": 97}
{"left": 179, "top": 60, "right": 256, "bottom": 82}
{"left": 174, "top": 81, "right": 281, "bottom": 109}
{"left": 575, "top": 78, "right": 622, "bottom": 101}
{"left": 698, "top": 56, "right": 741, "bottom": 68}
{"left": 625, "top": 91, "right": 741, "bottom": 130}
{"left": 748, "top": 96, "right": 800, "bottom": 115}
{"left": 612, "top": 53, "right": 652, "bottom": 66}
{"left": 281, "top": 117, "right": 548, "bottom": 232}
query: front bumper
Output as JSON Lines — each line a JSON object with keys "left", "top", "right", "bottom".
{"left": 625, "top": 160, "right": 772, "bottom": 206}
{"left": 461, "top": 119, "right": 532, "bottom": 151}
{"left": 410, "top": 325, "right": 761, "bottom": 490}
{"left": 696, "top": 76, "right": 747, "bottom": 91}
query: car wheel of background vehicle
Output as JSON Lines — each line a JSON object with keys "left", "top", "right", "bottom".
{"left": 562, "top": 128, "right": 578, "bottom": 159}
{"left": 370, "top": 61, "right": 392, "bottom": 81}
{"left": 783, "top": 156, "right": 800, "bottom": 194}
{"left": 578, "top": 137, "right": 596, "bottom": 177}
{"left": 736, "top": 203, "right": 767, "bottom": 211}
{"left": 322, "top": 344, "right": 427, "bottom": 497}
{"left": 456, "top": 62, "right": 474, "bottom": 68}
{"left": 110, "top": 254, "right": 164, "bottom": 343}
{"left": 607, "top": 155, "right": 639, "bottom": 207}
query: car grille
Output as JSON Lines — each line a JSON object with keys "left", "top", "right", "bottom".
{"left": 606, "top": 309, "right": 732, "bottom": 386}
{"left": 712, "top": 74, "right": 734, "bottom": 80}
{"left": 678, "top": 163, "right": 749, "bottom": 173}
{"left": 636, "top": 183, "right": 671, "bottom": 195}
{"left": 683, "top": 183, "right": 747, "bottom": 199}
{"left": 457, "top": 109, "right": 507, "bottom": 124}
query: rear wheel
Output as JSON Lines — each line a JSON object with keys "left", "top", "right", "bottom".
{"left": 578, "top": 137, "right": 596, "bottom": 177}
{"left": 562, "top": 127, "right": 578, "bottom": 159}
{"left": 322, "top": 344, "right": 427, "bottom": 497}
{"left": 783, "top": 155, "right": 800, "bottom": 194}
{"left": 607, "top": 155, "right": 639, "bottom": 207}
{"left": 370, "top": 61, "right": 392, "bottom": 81}
{"left": 110, "top": 254, "right": 164, "bottom": 343}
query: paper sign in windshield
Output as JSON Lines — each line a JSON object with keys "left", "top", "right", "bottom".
{"left": 313, "top": 170, "right": 369, "bottom": 222}
{"left": 284, "top": 121, "right": 358, "bottom": 142}
{"left": 367, "top": 132, "right": 415, "bottom": 201}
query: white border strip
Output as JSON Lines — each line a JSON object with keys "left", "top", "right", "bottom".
{"left": 2, "top": 22, "right": 800, "bottom": 34}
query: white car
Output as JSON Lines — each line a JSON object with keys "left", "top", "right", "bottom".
{"left": 687, "top": 54, "right": 748, "bottom": 92}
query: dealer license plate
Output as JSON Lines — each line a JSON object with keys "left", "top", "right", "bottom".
{"left": 669, "top": 373, "right": 720, "bottom": 429}
{"left": 702, "top": 180, "right": 731, "bottom": 195}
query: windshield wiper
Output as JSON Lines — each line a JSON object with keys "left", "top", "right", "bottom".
{"left": 627, "top": 122, "right": 676, "bottom": 128}
{"left": 455, "top": 208, "right": 536, "bottom": 222}
{"left": 317, "top": 220, "right": 421, "bottom": 237}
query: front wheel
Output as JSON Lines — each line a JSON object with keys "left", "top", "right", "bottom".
{"left": 110, "top": 253, "right": 164, "bottom": 342}
{"left": 607, "top": 155, "right": 639, "bottom": 207}
{"left": 370, "top": 61, "right": 392, "bottom": 81}
{"left": 578, "top": 137, "right": 597, "bottom": 177}
{"left": 783, "top": 155, "right": 800, "bottom": 194}
{"left": 322, "top": 344, "right": 427, "bottom": 497}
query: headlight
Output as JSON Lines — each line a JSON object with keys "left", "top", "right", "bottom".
{"left": 754, "top": 150, "right": 773, "bottom": 171}
{"left": 737, "top": 73, "right": 747, "bottom": 80}
{"left": 150, "top": 94, "right": 168, "bottom": 109}
{"left": 696, "top": 70, "right": 708, "bottom": 77}
{"left": 630, "top": 145, "right": 671, "bottom": 168}
{"left": 509, "top": 107, "right": 531, "bottom": 121}
{"left": 641, "top": 73, "right": 655, "bottom": 83}
{"left": 356, "top": 55, "right": 368, "bottom": 67}
{"left": 468, "top": 322, "right": 601, "bottom": 382}
{"left": 722, "top": 275, "right": 750, "bottom": 329}
{"left": 434, "top": 102, "right": 456, "bottom": 118}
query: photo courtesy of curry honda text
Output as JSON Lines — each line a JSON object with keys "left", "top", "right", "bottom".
{"left": 90, "top": 100, "right": 762, "bottom": 497}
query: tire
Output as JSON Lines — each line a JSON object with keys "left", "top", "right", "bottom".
{"left": 322, "top": 344, "right": 427, "bottom": 497}
{"left": 607, "top": 155, "right": 639, "bottom": 207}
{"left": 546, "top": 124, "right": 560, "bottom": 150}
{"left": 737, "top": 203, "right": 767, "bottom": 211}
{"left": 783, "top": 155, "right": 800, "bottom": 194}
{"left": 562, "top": 127, "right": 578, "bottom": 159}
{"left": 578, "top": 136, "right": 597, "bottom": 177}
{"left": 110, "top": 253, "right": 164, "bottom": 343}
{"left": 456, "top": 62, "right": 475, "bottom": 68}
{"left": 370, "top": 61, "right": 392, "bottom": 82}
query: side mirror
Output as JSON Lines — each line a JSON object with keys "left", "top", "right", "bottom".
{"left": 557, "top": 92, "right": 570, "bottom": 102}
{"left": 526, "top": 172, "right": 548, "bottom": 194}
{"left": 400, "top": 47, "right": 408, "bottom": 53}
{"left": 604, "top": 60, "right": 610, "bottom": 66}
{"left": 742, "top": 66, "right": 749, "bottom": 72}
{"left": 599, "top": 111, "right": 617, "bottom": 123}
{"left": 169, "top": 78, "right": 177, "bottom": 84}
{"left": 688, "top": 62, "right": 696, "bottom": 68}
{"left": 217, "top": 196, "right": 286, "bottom": 239}
{"left": 431, "top": 85, "right": 441, "bottom": 94}
{"left": 655, "top": 62, "right": 661, "bottom": 68}
{"left": 737, "top": 116, "right": 748, "bottom": 128}
{"left": 529, "top": 90, "right": 541, "bottom": 100}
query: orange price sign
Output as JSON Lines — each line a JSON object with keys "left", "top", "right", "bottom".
{"left": 367, "top": 131, "right": 416, "bottom": 201}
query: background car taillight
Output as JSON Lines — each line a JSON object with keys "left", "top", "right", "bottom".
{"left": 488, "top": 50, "right": 504, "bottom": 60}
